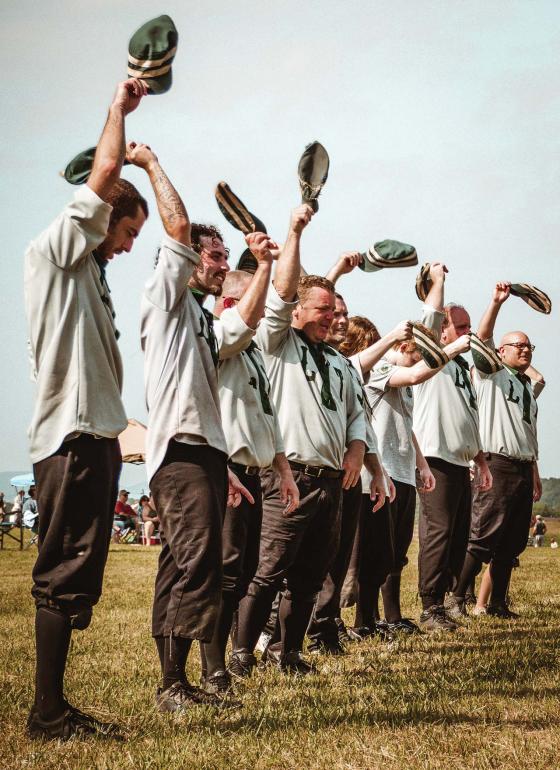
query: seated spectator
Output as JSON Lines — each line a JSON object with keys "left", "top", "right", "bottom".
{"left": 22, "top": 486, "right": 39, "bottom": 534}
{"left": 141, "top": 497, "right": 160, "bottom": 545}
{"left": 114, "top": 489, "right": 138, "bottom": 541}
{"left": 550, "top": 538, "right": 558, "bottom": 550}
{"left": 11, "top": 489, "right": 25, "bottom": 526}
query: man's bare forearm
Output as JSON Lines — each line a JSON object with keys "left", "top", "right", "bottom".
{"left": 146, "top": 161, "right": 190, "bottom": 245}
{"left": 88, "top": 106, "right": 125, "bottom": 201}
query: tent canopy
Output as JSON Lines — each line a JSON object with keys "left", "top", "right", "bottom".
{"left": 10, "top": 473, "right": 35, "bottom": 489}
{"left": 119, "top": 418, "right": 147, "bottom": 464}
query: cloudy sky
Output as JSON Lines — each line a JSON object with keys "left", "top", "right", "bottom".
{"left": 1, "top": 0, "right": 559, "bottom": 480}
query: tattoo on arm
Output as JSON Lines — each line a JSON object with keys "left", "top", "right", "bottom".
{"left": 149, "top": 164, "right": 190, "bottom": 236}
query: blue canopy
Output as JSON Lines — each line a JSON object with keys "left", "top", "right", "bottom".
{"left": 10, "top": 473, "right": 35, "bottom": 489}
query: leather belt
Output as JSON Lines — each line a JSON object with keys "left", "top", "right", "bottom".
{"left": 288, "top": 460, "right": 344, "bottom": 479}
{"left": 229, "top": 461, "right": 261, "bottom": 477}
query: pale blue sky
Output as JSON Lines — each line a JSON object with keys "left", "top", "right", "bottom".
{"left": 1, "top": 0, "right": 558, "bottom": 480}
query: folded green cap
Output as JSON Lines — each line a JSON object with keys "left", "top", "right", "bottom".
{"left": 470, "top": 333, "right": 503, "bottom": 375}
{"left": 359, "top": 240, "right": 418, "bottom": 273}
{"left": 415, "top": 262, "right": 431, "bottom": 301}
{"left": 127, "top": 15, "right": 178, "bottom": 95}
{"left": 63, "top": 147, "right": 131, "bottom": 185}
{"left": 215, "top": 182, "right": 267, "bottom": 235}
{"left": 298, "top": 141, "right": 329, "bottom": 213}
{"left": 510, "top": 283, "right": 551, "bottom": 315}
{"left": 411, "top": 323, "right": 449, "bottom": 369}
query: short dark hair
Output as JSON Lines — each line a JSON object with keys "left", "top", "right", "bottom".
{"left": 190, "top": 223, "right": 229, "bottom": 257}
{"left": 106, "top": 179, "right": 149, "bottom": 228}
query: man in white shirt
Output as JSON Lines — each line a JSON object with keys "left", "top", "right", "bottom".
{"left": 131, "top": 143, "right": 252, "bottom": 712}
{"left": 25, "top": 79, "right": 149, "bottom": 740}
{"left": 198, "top": 238, "right": 299, "bottom": 695}
{"left": 414, "top": 264, "right": 492, "bottom": 631}
{"left": 452, "top": 282, "right": 544, "bottom": 618}
{"left": 232, "top": 209, "right": 367, "bottom": 676}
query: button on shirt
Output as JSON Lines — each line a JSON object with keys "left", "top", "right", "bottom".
{"left": 473, "top": 337, "right": 540, "bottom": 461}
{"left": 255, "top": 285, "right": 366, "bottom": 469}
{"left": 215, "top": 309, "right": 284, "bottom": 468}
{"left": 24, "top": 185, "right": 127, "bottom": 463}
{"left": 141, "top": 236, "right": 228, "bottom": 483}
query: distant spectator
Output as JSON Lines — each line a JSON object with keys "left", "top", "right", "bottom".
{"left": 22, "top": 486, "right": 39, "bottom": 533}
{"left": 550, "top": 538, "right": 558, "bottom": 550}
{"left": 0, "top": 492, "right": 6, "bottom": 521}
{"left": 11, "top": 489, "right": 25, "bottom": 526}
{"left": 532, "top": 515, "right": 546, "bottom": 547}
{"left": 114, "top": 489, "right": 136, "bottom": 530}
{"left": 142, "top": 496, "right": 159, "bottom": 545}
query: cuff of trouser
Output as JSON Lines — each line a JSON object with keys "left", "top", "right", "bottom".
{"left": 33, "top": 596, "right": 93, "bottom": 629}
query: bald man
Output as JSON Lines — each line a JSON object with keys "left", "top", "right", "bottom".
{"left": 452, "top": 282, "right": 544, "bottom": 618}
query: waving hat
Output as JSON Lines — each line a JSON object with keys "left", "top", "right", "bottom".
{"left": 127, "top": 15, "right": 178, "bottom": 95}
{"left": 415, "top": 262, "right": 432, "bottom": 301}
{"left": 359, "top": 240, "right": 418, "bottom": 273}
{"left": 510, "top": 284, "right": 551, "bottom": 315}
{"left": 411, "top": 323, "right": 449, "bottom": 369}
{"left": 469, "top": 334, "right": 503, "bottom": 375}
{"left": 298, "top": 141, "right": 329, "bottom": 213}
{"left": 215, "top": 182, "right": 267, "bottom": 235}
{"left": 63, "top": 147, "right": 132, "bottom": 185}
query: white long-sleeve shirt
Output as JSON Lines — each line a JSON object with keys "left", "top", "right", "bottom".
{"left": 24, "top": 185, "right": 127, "bottom": 463}
{"left": 216, "top": 308, "right": 284, "bottom": 467}
{"left": 255, "top": 285, "right": 366, "bottom": 469}
{"left": 141, "top": 236, "right": 228, "bottom": 483}
{"left": 413, "top": 304, "right": 481, "bottom": 467}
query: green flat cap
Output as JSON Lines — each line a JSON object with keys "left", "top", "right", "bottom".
{"left": 215, "top": 182, "right": 267, "bottom": 235}
{"left": 236, "top": 248, "right": 258, "bottom": 273}
{"left": 359, "top": 240, "right": 418, "bottom": 273}
{"left": 63, "top": 147, "right": 131, "bottom": 185}
{"left": 411, "top": 323, "right": 449, "bottom": 369}
{"left": 470, "top": 333, "right": 503, "bottom": 375}
{"left": 127, "top": 15, "right": 178, "bottom": 95}
{"left": 510, "top": 283, "right": 551, "bottom": 315}
{"left": 298, "top": 141, "right": 329, "bottom": 213}
{"left": 415, "top": 262, "right": 431, "bottom": 300}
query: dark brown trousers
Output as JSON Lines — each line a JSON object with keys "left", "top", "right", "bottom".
{"left": 32, "top": 435, "right": 121, "bottom": 625}
{"left": 468, "top": 453, "right": 533, "bottom": 564}
{"left": 418, "top": 458, "right": 471, "bottom": 607}
{"left": 236, "top": 468, "right": 342, "bottom": 655}
{"left": 151, "top": 440, "right": 227, "bottom": 641}
{"left": 307, "top": 481, "right": 362, "bottom": 643}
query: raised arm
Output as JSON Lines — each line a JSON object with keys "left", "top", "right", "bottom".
{"left": 126, "top": 143, "right": 190, "bottom": 245}
{"left": 387, "top": 334, "right": 471, "bottom": 387}
{"left": 273, "top": 205, "right": 314, "bottom": 301}
{"left": 477, "top": 282, "right": 511, "bottom": 341}
{"left": 424, "top": 262, "right": 447, "bottom": 312}
{"left": 356, "top": 321, "right": 412, "bottom": 376}
{"left": 325, "top": 252, "right": 362, "bottom": 285}
{"left": 88, "top": 79, "right": 148, "bottom": 201}
{"left": 236, "top": 233, "right": 274, "bottom": 329}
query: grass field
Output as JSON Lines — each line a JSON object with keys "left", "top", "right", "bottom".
{"left": 1, "top": 521, "right": 559, "bottom": 770}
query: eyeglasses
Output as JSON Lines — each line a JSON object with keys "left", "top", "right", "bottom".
{"left": 502, "top": 342, "right": 535, "bottom": 352}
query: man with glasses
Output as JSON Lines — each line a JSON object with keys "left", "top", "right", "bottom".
{"left": 451, "top": 281, "right": 545, "bottom": 618}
